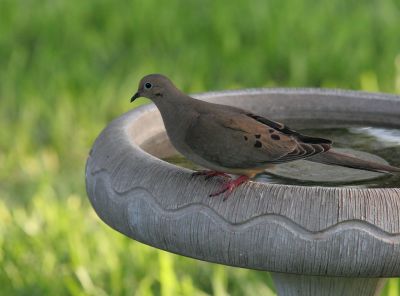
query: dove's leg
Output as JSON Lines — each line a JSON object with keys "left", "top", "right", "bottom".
{"left": 209, "top": 175, "right": 250, "bottom": 200}
{"left": 192, "top": 170, "right": 231, "bottom": 180}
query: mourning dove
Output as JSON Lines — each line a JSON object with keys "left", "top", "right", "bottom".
{"left": 131, "top": 74, "right": 400, "bottom": 198}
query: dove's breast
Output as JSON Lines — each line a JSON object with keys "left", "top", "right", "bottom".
{"left": 158, "top": 105, "right": 198, "bottom": 156}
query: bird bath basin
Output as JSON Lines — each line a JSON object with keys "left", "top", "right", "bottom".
{"left": 163, "top": 129, "right": 400, "bottom": 186}
{"left": 86, "top": 88, "right": 400, "bottom": 296}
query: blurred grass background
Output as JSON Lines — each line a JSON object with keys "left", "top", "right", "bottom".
{"left": 1, "top": 0, "right": 400, "bottom": 295}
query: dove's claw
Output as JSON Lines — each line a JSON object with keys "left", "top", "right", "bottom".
{"left": 209, "top": 175, "right": 249, "bottom": 200}
{"left": 205, "top": 172, "right": 231, "bottom": 180}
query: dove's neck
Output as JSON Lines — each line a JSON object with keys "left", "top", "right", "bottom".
{"left": 152, "top": 94, "right": 198, "bottom": 154}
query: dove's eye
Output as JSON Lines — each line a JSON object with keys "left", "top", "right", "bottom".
{"left": 144, "top": 82, "right": 152, "bottom": 90}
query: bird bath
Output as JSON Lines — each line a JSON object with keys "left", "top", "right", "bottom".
{"left": 85, "top": 88, "right": 400, "bottom": 296}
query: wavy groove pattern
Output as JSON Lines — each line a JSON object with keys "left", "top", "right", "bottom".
{"left": 87, "top": 168, "right": 400, "bottom": 276}
{"left": 88, "top": 169, "right": 400, "bottom": 242}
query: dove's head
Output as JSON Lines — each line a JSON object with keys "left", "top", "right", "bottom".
{"left": 131, "top": 74, "right": 179, "bottom": 103}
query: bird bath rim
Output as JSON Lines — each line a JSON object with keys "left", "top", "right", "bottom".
{"left": 86, "top": 87, "right": 400, "bottom": 279}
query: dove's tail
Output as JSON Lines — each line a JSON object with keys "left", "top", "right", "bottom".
{"left": 307, "top": 150, "right": 400, "bottom": 174}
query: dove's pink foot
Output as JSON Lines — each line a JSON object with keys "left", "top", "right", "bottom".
{"left": 192, "top": 170, "right": 231, "bottom": 180}
{"left": 209, "top": 175, "right": 250, "bottom": 200}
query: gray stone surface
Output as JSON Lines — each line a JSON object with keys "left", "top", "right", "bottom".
{"left": 85, "top": 88, "right": 400, "bottom": 296}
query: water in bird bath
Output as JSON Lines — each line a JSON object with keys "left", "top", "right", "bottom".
{"left": 162, "top": 127, "right": 400, "bottom": 188}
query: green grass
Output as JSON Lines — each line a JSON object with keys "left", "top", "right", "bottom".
{"left": 1, "top": 0, "right": 400, "bottom": 295}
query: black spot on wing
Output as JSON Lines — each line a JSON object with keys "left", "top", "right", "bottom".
{"left": 271, "top": 134, "right": 280, "bottom": 140}
{"left": 255, "top": 134, "right": 261, "bottom": 139}
{"left": 244, "top": 136, "right": 248, "bottom": 141}
{"left": 254, "top": 141, "right": 262, "bottom": 148}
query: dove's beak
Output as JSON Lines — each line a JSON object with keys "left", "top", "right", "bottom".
{"left": 130, "top": 92, "right": 141, "bottom": 102}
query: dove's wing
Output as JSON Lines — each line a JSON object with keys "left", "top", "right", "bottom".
{"left": 246, "top": 113, "right": 332, "bottom": 163}
{"left": 184, "top": 110, "right": 332, "bottom": 169}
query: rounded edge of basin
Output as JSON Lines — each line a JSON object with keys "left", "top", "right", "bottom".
{"left": 86, "top": 88, "right": 400, "bottom": 277}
